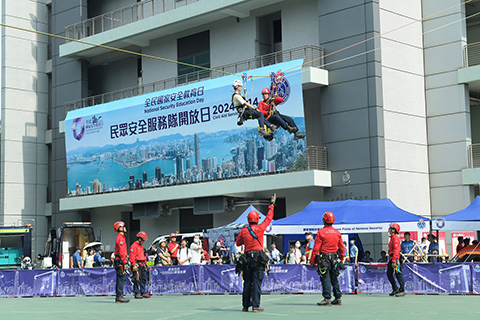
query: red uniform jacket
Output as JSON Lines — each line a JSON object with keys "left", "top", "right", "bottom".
{"left": 114, "top": 233, "right": 128, "bottom": 264}
{"left": 257, "top": 97, "right": 284, "bottom": 117}
{"left": 311, "top": 226, "right": 345, "bottom": 264}
{"left": 168, "top": 241, "right": 179, "bottom": 258}
{"left": 389, "top": 233, "right": 401, "bottom": 263}
{"left": 130, "top": 241, "right": 146, "bottom": 266}
{"left": 236, "top": 205, "right": 274, "bottom": 252}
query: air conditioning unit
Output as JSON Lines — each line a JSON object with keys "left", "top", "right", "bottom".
{"left": 193, "top": 196, "right": 226, "bottom": 215}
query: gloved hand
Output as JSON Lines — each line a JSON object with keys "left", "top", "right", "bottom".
{"left": 270, "top": 193, "right": 277, "bottom": 206}
{"left": 132, "top": 264, "right": 139, "bottom": 272}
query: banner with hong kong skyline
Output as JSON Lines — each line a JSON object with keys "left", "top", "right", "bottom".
{"left": 64, "top": 59, "right": 306, "bottom": 196}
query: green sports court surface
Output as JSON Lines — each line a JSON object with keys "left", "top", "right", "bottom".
{"left": 2, "top": 293, "right": 479, "bottom": 320}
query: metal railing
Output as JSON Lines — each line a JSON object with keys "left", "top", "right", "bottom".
{"left": 65, "top": 45, "right": 324, "bottom": 112}
{"left": 307, "top": 146, "right": 327, "bottom": 171}
{"left": 65, "top": 0, "right": 200, "bottom": 41}
{"left": 468, "top": 143, "right": 480, "bottom": 168}
{"left": 464, "top": 41, "right": 480, "bottom": 67}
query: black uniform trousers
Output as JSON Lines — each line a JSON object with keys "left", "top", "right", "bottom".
{"left": 242, "top": 252, "right": 265, "bottom": 309}
{"left": 242, "top": 108, "right": 272, "bottom": 129}
{"left": 114, "top": 260, "right": 126, "bottom": 299}
{"left": 133, "top": 264, "right": 149, "bottom": 294}
{"left": 319, "top": 255, "right": 342, "bottom": 300}
{"left": 386, "top": 259, "right": 405, "bottom": 292}
{"left": 268, "top": 113, "right": 297, "bottom": 131}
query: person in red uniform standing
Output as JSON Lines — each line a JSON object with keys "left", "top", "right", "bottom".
{"left": 168, "top": 233, "right": 180, "bottom": 265}
{"left": 236, "top": 193, "right": 276, "bottom": 312}
{"left": 257, "top": 88, "right": 305, "bottom": 139}
{"left": 387, "top": 223, "right": 405, "bottom": 297}
{"left": 130, "top": 231, "right": 151, "bottom": 299}
{"left": 113, "top": 221, "right": 129, "bottom": 303}
{"left": 311, "top": 212, "right": 345, "bottom": 306}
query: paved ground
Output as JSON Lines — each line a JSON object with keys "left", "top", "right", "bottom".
{"left": 2, "top": 293, "right": 479, "bottom": 320}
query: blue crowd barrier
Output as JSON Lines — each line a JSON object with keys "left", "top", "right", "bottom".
{"left": 1, "top": 263, "right": 479, "bottom": 297}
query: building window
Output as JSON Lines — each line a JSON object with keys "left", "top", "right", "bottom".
{"left": 177, "top": 31, "right": 210, "bottom": 83}
{"left": 256, "top": 12, "right": 282, "bottom": 66}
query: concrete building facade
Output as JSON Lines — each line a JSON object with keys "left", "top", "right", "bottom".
{"left": 2, "top": 0, "right": 480, "bottom": 259}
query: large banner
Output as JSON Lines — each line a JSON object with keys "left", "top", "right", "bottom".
{"left": 65, "top": 60, "right": 305, "bottom": 196}
{"left": 1, "top": 264, "right": 480, "bottom": 296}
{"left": 358, "top": 263, "right": 472, "bottom": 294}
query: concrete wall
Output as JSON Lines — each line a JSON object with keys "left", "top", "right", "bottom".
{"left": 0, "top": 1, "right": 50, "bottom": 256}
{"left": 379, "top": 1, "right": 431, "bottom": 216}
{"left": 88, "top": 57, "right": 138, "bottom": 95}
{"left": 88, "top": 0, "right": 136, "bottom": 18}
{"left": 423, "top": 0, "right": 473, "bottom": 216}
{"left": 51, "top": 1, "right": 87, "bottom": 230}
{"left": 318, "top": 0, "right": 386, "bottom": 201}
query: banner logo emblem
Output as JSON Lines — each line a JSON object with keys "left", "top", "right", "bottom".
{"left": 72, "top": 117, "right": 85, "bottom": 141}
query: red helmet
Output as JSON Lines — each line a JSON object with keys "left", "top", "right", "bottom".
{"left": 113, "top": 221, "right": 125, "bottom": 232}
{"left": 170, "top": 233, "right": 177, "bottom": 238}
{"left": 389, "top": 223, "right": 400, "bottom": 233}
{"left": 261, "top": 88, "right": 270, "bottom": 95}
{"left": 137, "top": 231, "right": 147, "bottom": 241}
{"left": 323, "top": 212, "right": 335, "bottom": 224}
{"left": 247, "top": 210, "right": 260, "bottom": 223}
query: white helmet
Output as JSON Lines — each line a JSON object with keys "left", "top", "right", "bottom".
{"left": 232, "top": 79, "right": 242, "bottom": 88}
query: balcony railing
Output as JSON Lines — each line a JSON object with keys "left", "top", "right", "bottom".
{"left": 464, "top": 41, "right": 480, "bottom": 67}
{"left": 468, "top": 143, "right": 480, "bottom": 168}
{"left": 64, "top": 0, "right": 200, "bottom": 41}
{"left": 65, "top": 45, "right": 324, "bottom": 112}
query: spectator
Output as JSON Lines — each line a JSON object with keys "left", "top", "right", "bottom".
{"left": 285, "top": 246, "right": 296, "bottom": 264}
{"left": 427, "top": 234, "right": 439, "bottom": 262}
{"left": 72, "top": 247, "right": 83, "bottom": 268}
{"left": 294, "top": 241, "right": 302, "bottom": 264}
{"left": 84, "top": 249, "right": 95, "bottom": 268}
{"left": 93, "top": 248, "right": 109, "bottom": 267}
{"left": 230, "top": 241, "right": 237, "bottom": 264}
{"left": 349, "top": 239, "right": 358, "bottom": 264}
{"left": 401, "top": 232, "right": 415, "bottom": 262}
{"left": 463, "top": 237, "right": 471, "bottom": 247}
{"left": 190, "top": 235, "right": 202, "bottom": 265}
{"left": 168, "top": 233, "right": 180, "bottom": 265}
{"left": 155, "top": 239, "right": 172, "bottom": 266}
{"left": 219, "top": 242, "right": 230, "bottom": 264}
{"left": 419, "top": 237, "right": 428, "bottom": 254}
{"left": 304, "top": 232, "right": 315, "bottom": 264}
{"left": 210, "top": 242, "right": 223, "bottom": 264}
{"left": 270, "top": 243, "right": 281, "bottom": 264}
{"left": 201, "top": 249, "right": 210, "bottom": 264}
{"left": 177, "top": 239, "right": 191, "bottom": 265}
{"left": 361, "top": 250, "right": 373, "bottom": 263}
{"left": 378, "top": 250, "right": 388, "bottom": 263}
{"left": 343, "top": 241, "right": 348, "bottom": 261}
{"left": 234, "top": 242, "right": 244, "bottom": 262}
{"left": 473, "top": 240, "right": 479, "bottom": 245}
{"left": 456, "top": 236, "right": 464, "bottom": 254}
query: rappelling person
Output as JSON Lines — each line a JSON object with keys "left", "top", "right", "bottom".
{"left": 232, "top": 80, "right": 276, "bottom": 141}
{"left": 257, "top": 88, "right": 306, "bottom": 140}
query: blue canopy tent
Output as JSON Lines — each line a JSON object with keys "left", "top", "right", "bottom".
{"left": 204, "top": 205, "right": 266, "bottom": 249}
{"left": 435, "top": 196, "right": 480, "bottom": 231}
{"left": 270, "top": 199, "right": 429, "bottom": 235}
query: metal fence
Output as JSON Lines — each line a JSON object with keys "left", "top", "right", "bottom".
{"left": 307, "top": 146, "right": 327, "bottom": 171}
{"left": 464, "top": 42, "right": 480, "bottom": 67}
{"left": 65, "top": 0, "right": 200, "bottom": 41}
{"left": 65, "top": 45, "right": 324, "bottom": 112}
{"left": 468, "top": 143, "right": 480, "bottom": 168}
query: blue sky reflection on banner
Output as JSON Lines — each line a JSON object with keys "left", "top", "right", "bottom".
{"left": 65, "top": 59, "right": 306, "bottom": 196}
